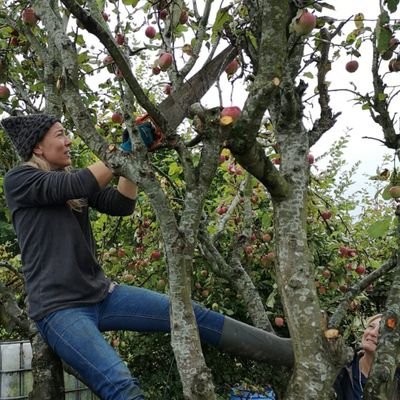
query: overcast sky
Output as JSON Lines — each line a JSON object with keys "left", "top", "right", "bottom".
{"left": 311, "top": 1, "right": 400, "bottom": 197}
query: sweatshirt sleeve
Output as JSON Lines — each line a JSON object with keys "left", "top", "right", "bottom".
{"left": 4, "top": 165, "right": 100, "bottom": 208}
{"left": 88, "top": 187, "right": 136, "bottom": 216}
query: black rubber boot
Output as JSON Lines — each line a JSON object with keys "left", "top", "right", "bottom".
{"left": 217, "top": 316, "right": 294, "bottom": 366}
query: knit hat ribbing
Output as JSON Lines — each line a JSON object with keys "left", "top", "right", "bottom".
{"left": 1, "top": 114, "right": 60, "bottom": 161}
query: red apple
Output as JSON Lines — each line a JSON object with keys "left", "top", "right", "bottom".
{"left": 142, "top": 219, "right": 151, "bottom": 228}
{"left": 273, "top": 157, "right": 281, "bottom": 165}
{"left": 266, "top": 251, "right": 275, "bottom": 261}
{"left": 159, "top": 9, "right": 168, "bottom": 20}
{"left": 321, "top": 210, "right": 332, "bottom": 220}
{"left": 103, "top": 55, "right": 113, "bottom": 65}
{"left": 389, "top": 59, "right": 400, "bottom": 72}
{"left": 163, "top": 84, "right": 172, "bottom": 95}
{"left": 220, "top": 106, "right": 241, "bottom": 126}
{"left": 150, "top": 250, "right": 161, "bottom": 260}
{"left": 117, "top": 248, "right": 126, "bottom": 258}
{"left": 115, "top": 68, "right": 124, "bottom": 80}
{"left": 225, "top": 59, "right": 239, "bottom": 75}
{"left": 262, "top": 233, "right": 272, "bottom": 242}
{"left": 103, "top": 55, "right": 114, "bottom": 73}
{"left": 339, "top": 284, "right": 348, "bottom": 293}
{"left": 227, "top": 163, "right": 236, "bottom": 174}
{"left": 115, "top": 33, "right": 125, "bottom": 45}
{"left": 145, "top": 26, "right": 156, "bottom": 39}
{"left": 345, "top": 60, "right": 359, "bottom": 73}
{"left": 339, "top": 246, "right": 349, "bottom": 257}
{"left": 307, "top": 153, "right": 315, "bottom": 164}
{"left": 152, "top": 66, "right": 161, "bottom": 75}
{"left": 347, "top": 249, "right": 357, "bottom": 257}
{"left": 389, "top": 37, "right": 399, "bottom": 53}
{"left": 10, "top": 36, "right": 20, "bottom": 46}
{"left": 293, "top": 10, "right": 316, "bottom": 35}
{"left": 101, "top": 11, "right": 109, "bottom": 22}
{"left": 322, "top": 269, "right": 331, "bottom": 279}
{"left": 158, "top": 52, "right": 173, "bottom": 71}
{"left": 216, "top": 205, "right": 228, "bottom": 215}
{"left": 389, "top": 185, "right": 400, "bottom": 198}
{"left": 179, "top": 10, "right": 188, "bottom": 24}
{"left": 355, "top": 265, "right": 366, "bottom": 275}
{"left": 274, "top": 316, "right": 285, "bottom": 327}
{"left": 244, "top": 245, "right": 254, "bottom": 255}
{"left": 0, "top": 86, "right": 10, "bottom": 101}
{"left": 157, "top": 278, "right": 167, "bottom": 290}
{"left": 111, "top": 112, "right": 123, "bottom": 124}
{"left": 22, "top": 8, "right": 38, "bottom": 26}
{"left": 318, "top": 286, "right": 327, "bottom": 295}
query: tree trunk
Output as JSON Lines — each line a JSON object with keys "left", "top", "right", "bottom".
{"left": 29, "top": 323, "right": 65, "bottom": 400}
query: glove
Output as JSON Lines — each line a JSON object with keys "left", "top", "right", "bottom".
{"left": 120, "top": 120, "right": 163, "bottom": 153}
{"left": 138, "top": 121, "right": 156, "bottom": 146}
{"left": 120, "top": 129, "right": 133, "bottom": 152}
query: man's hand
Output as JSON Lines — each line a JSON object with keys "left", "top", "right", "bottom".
{"left": 120, "top": 122, "right": 158, "bottom": 152}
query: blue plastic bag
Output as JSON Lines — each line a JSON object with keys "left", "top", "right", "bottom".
{"left": 229, "top": 386, "right": 276, "bottom": 400}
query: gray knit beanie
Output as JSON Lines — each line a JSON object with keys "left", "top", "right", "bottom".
{"left": 1, "top": 114, "right": 60, "bottom": 161}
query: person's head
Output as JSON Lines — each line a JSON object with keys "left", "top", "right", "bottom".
{"left": 361, "top": 314, "right": 382, "bottom": 354}
{"left": 1, "top": 113, "right": 72, "bottom": 170}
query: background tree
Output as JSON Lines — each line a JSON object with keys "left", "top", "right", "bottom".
{"left": 1, "top": 1, "right": 400, "bottom": 399}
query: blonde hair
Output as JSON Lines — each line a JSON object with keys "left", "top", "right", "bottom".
{"left": 365, "top": 314, "right": 383, "bottom": 327}
{"left": 24, "top": 154, "right": 86, "bottom": 212}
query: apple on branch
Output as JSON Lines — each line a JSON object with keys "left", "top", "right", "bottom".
{"left": 220, "top": 106, "right": 241, "bottom": 126}
{"left": 345, "top": 60, "right": 359, "bottom": 73}
{"left": 225, "top": 59, "right": 239, "bottom": 75}
{"left": 22, "top": 7, "right": 38, "bottom": 26}
{"left": 0, "top": 85, "right": 10, "bottom": 101}
{"left": 111, "top": 112, "right": 124, "bottom": 124}
{"left": 291, "top": 9, "right": 317, "bottom": 36}
{"left": 389, "top": 185, "right": 400, "bottom": 198}
{"left": 145, "top": 26, "right": 156, "bottom": 39}
{"left": 158, "top": 52, "right": 173, "bottom": 71}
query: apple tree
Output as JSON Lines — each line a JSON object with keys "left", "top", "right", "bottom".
{"left": 1, "top": 0, "right": 400, "bottom": 399}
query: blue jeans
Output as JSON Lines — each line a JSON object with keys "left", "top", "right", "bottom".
{"left": 35, "top": 284, "right": 224, "bottom": 400}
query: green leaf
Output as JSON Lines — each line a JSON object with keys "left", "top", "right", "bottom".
{"left": 96, "top": 0, "right": 106, "bottom": 10}
{"left": 122, "top": 0, "right": 139, "bottom": 6}
{"left": 168, "top": 162, "right": 183, "bottom": 176}
{"left": 354, "top": 13, "right": 364, "bottom": 29}
{"left": 367, "top": 217, "right": 392, "bottom": 238}
{"left": 376, "top": 12, "right": 392, "bottom": 54}
{"left": 303, "top": 71, "right": 314, "bottom": 79}
{"left": 382, "top": 184, "right": 393, "bottom": 200}
{"left": 265, "top": 288, "right": 276, "bottom": 309}
{"left": 385, "top": 0, "right": 399, "bottom": 13}
{"left": 211, "top": 7, "right": 233, "bottom": 44}
{"left": 318, "top": 2, "right": 335, "bottom": 10}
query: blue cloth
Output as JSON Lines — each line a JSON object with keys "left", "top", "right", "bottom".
{"left": 230, "top": 386, "right": 276, "bottom": 399}
{"left": 120, "top": 122, "right": 156, "bottom": 152}
{"left": 36, "top": 284, "right": 225, "bottom": 400}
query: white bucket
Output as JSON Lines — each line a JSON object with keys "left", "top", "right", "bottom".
{"left": 0, "top": 341, "right": 97, "bottom": 399}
